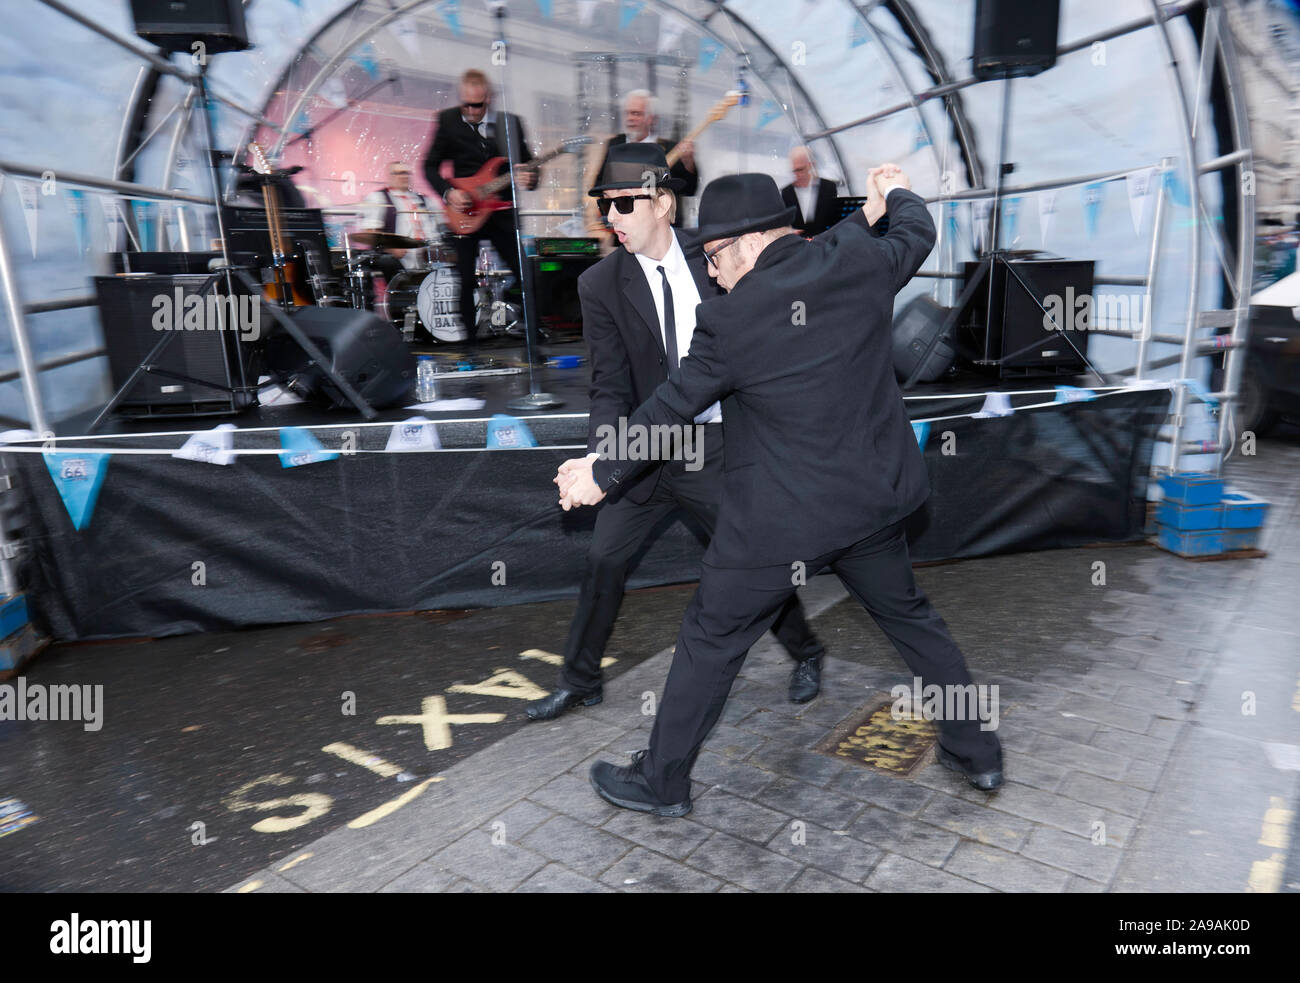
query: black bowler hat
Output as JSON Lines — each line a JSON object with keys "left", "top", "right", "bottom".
{"left": 686, "top": 173, "right": 799, "bottom": 248}
{"left": 588, "top": 141, "right": 686, "bottom": 196}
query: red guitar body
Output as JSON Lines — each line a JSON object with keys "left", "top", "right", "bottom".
{"left": 445, "top": 157, "right": 515, "bottom": 236}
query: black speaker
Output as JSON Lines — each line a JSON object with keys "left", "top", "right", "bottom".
{"left": 532, "top": 253, "right": 600, "bottom": 328}
{"left": 266, "top": 308, "right": 416, "bottom": 410}
{"left": 892, "top": 295, "right": 957, "bottom": 384}
{"left": 94, "top": 273, "right": 261, "bottom": 417}
{"left": 129, "top": 0, "right": 250, "bottom": 55}
{"left": 961, "top": 258, "right": 1094, "bottom": 378}
{"left": 973, "top": 0, "right": 1060, "bottom": 80}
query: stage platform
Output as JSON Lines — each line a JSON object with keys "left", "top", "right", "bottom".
{"left": 4, "top": 342, "right": 1172, "bottom": 641}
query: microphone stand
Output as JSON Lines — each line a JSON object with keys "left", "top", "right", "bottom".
{"left": 492, "top": 4, "right": 562, "bottom": 411}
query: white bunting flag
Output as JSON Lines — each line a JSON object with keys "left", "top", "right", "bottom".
{"left": 577, "top": 0, "right": 600, "bottom": 27}
{"left": 973, "top": 391, "right": 1015, "bottom": 418}
{"left": 971, "top": 198, "right": 992, "bottom": 252}
{"left": 1038, "top": 188, "right": 1058, "bottom": 248}
{"left": 1126, "top": 167, "right": 1155, "bottom": 236}
{"left": 172, "top": 423, "right": 237, "bottom": 466}
{"left": 385, "top": 417, "right": 441, "bottom": 453}
{"left": 18, "top": 181, "right": 38, "bottom": 258}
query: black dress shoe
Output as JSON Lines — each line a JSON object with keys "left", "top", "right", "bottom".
{"left": 525, "top": 686, "right": 602, "bottom": 722}
{"left": 788, "top": 655, "right": 821, "bottom": 703}
{"left": 936, "top": 742, "right": 1004, "bottom": 791}
{"left": 589, "top": 752, "right": 691, "bottom": 817}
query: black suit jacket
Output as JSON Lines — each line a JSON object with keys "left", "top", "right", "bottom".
{"left": 423, "top": 107, "right": 533, "bottom": 204}
{"left": 781, "top": 177, "right": 840, "bottom": 237}
{"left": 578, "top": 230, "right": 721, "bottom": 504}
{"left": 593, "top": 190, "right": 936, "bottom": 567}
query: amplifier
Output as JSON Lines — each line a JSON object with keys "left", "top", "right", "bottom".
{"left": 94, "top": 273, "right": 261, "bottom": 417}
{"left": 535, "top": 237, "right": 601, "bottom": 257}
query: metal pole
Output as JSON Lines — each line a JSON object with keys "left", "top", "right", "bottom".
{"left": 0, "top": 175, "right": 50, "bottom": 435}
{"left": 1135, "top": 159, "right": 1173, "bottom": 382}
{"left": 1148, "top": 0, "right": 1204, "bottom": 476}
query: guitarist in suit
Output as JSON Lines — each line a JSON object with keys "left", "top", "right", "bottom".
{"left": 423, "top": 69, "right": 538, "bottom": 351}
{"left": 525, "top": 142, "right": 825, "bottom": 723}
{"left": 559, "top": 166, "right": 1004, "bottom": 816}
{"left": 780, "top": 146, "right": 841, "bottom": 237}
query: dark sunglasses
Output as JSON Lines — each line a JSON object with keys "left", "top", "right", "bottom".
{"left": 462, "top": 101, "right": 486, "bottom": 110}
{"left": 597, "top": 194, "right": 654, "bottom": 216}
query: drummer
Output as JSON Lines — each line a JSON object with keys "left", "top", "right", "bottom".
{"left": 361, "top": 161, "right": 443, "bottom": 280}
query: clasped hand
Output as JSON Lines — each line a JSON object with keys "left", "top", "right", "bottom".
{"left": 554, "top": 457, "right": 606, "bottom": 511}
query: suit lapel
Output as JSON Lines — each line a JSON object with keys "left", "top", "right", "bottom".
{"left": 679, "top": 231, "right": 716, "bottom": 300}
{"left": 620, "top": 253, "right": 665, "bottom": 357}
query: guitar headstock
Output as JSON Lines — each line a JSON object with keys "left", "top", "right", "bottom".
{"left": 248, "top": 142, "right": 273, "bottom": 176}
{"left": 562, "top": 136, "right": 594, "bottom": 153}
{"left": 710, "top": 92, "right": 742, "bottom": 122}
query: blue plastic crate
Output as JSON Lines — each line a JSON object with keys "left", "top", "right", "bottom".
{"left": 1156, "top": 501, "right": 1221, "bottom": 531}
{"left": 1219, "top": 489, "right": 1269, "bottom": 529}
{"left": 1221, "top": 528, "right": 1262, "bottom": 551}
{"left": 0, "top": 594, "right": 26, "bottom": 639}
{"left": 1158, "top": 472, "right": 1224, "bottom": 506}
{"left": 1157, "top": 525, "right": 1226, "bottom": 557}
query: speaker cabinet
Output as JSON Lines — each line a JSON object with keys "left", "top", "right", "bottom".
{"left": 973, "top": 0, "right": 1060, "bottom": 80}
{"left": 94, "top": 273, "right": 261, "bottom": 417}
{"left": 961, "top": 258, "right": 1095, "bottom": 378}
{"left": 129, "top": 0, "right": 250, "bottom": 54}
{"left": 265, "top": 307, "right": 417, "bottom": 411}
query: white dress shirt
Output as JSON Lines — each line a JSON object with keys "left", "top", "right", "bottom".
{"left": 794, "top": 180, "right": 819, "bottom": 228}
{"left": 633, "top": 235, "right": 721, "bottom": 424}
{"left": 363, "top": 188, "right": 442, "bottom": 269}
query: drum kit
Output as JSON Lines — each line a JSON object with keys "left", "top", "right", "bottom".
{"left": 340, "top": 230, "right": 523, "bottom": 345}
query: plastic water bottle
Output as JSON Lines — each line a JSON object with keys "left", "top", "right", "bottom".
{"left": 416, "top": 356, "right": 438, "bottom": 403}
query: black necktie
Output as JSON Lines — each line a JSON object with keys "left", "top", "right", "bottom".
{"left": 657, "top": 265, "right": 679, "bottom": 383}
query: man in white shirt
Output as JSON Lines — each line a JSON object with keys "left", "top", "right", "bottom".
{"left": 362, "top": 161, "right": 441, "bottom": 275}
{"left": 526, "top": 142, "right": 824, "bottom": 723}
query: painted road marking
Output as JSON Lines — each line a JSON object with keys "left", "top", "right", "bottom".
{"left": 520, "top": 648, "right": 616, "bottom": 668}
{"left": 322, "top": 742, "right": 405, "bottom": 777}
{"left": 448, "top": 668, "right": 548, "bottom": 701}
{"left": 1247, "top": 795, "right": 1293, "bottom": 892}
{"left": 237, "top": 881, "right": 262, "bottom": 893}
{"left": 348, "top": 777, "right": 444, "bottom": 829}
{"left": 277, "top": 853, "right": 313, "bottom": 873}
{"left": 376, "top": 695, "right": 505, "bottom": 751}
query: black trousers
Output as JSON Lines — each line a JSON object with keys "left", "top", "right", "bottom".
{"left": 560, "top": 425, "right": 823, "bottom": 694}
{"left": 451, "top": 209, "right": 538, "bottom": 350}
{"left": 640, "top": 516, "right": 1004, "bottom": 803}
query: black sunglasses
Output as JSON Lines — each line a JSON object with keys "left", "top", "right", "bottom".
{"left": 462, "top": 101, "right": 486, "bottom": 110}
{"left": 597, "top": 194, "right": 654, "bottom": 216}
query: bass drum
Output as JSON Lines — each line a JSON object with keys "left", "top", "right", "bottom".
{"left": 383, "top": 266, "right": 465, "bottom": 342}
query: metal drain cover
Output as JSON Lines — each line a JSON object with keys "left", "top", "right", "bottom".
{"left": 817, "top": 697, "right": 937, "bottom": 776}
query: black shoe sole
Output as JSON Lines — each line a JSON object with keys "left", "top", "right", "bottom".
{"left": 788, "top": 687, "right": 820, "bottom": 704}
{"left": 936, "top": 744, "right": 1003, "bottom": 791}
{"left": 589, "top": 769, "right": 692, "bottom": 818}
{"left": 525, "top": 692, "right": 602, "bottom": 722}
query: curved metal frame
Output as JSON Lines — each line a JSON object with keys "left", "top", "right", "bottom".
{"left": 96, "top": 0, "right": 1252, "bottom": 479}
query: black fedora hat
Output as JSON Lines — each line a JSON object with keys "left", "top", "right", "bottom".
{"left": 686, "top": 173, "right": 799, "bottom": 248}
{"left": 589, "top": 141, "right": 686, "bottom": 196}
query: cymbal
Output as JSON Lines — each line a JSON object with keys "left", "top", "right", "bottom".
{"left": 350, "top": 230, "right": 427, "bottom": 249}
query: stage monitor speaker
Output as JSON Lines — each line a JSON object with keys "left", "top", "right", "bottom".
{"left": 93, "top": 273, "right": 261, "bottom": 418}
{"left": 532, "top": 254, "right": 600, "bottom": 328}
{"left": 266, "top": 307, "right": 416, "bottom": 410}
{"left": 973, "top": 0, "right": 1060, "bottom": 80}
{"left": 892, "top": 295, "right": 957, "bottom": 384}
{"left": 129, "top": 0, "right": 250, "bottom": 54}
{"left": 961, "top": 257, "right": 1095, "bottom": 378}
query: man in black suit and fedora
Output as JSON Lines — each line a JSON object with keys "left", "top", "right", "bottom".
{"left": 557, "top": 165, "right": 1004, "bottom": 816}
{"left": 525, "top": 142, "right": 825, "bottom": 724}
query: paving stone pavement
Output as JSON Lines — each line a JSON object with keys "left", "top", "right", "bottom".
{"left": 228, "top": 445, "right": 1300, "bottom": 894}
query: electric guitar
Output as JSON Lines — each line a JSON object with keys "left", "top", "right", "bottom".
{"left": 247, "top": 142, "right": 314, "bottom": 307}
{"left": 665, "top": 91, "right": 741, "bottom": 168}
{"left": 444, "top": 136, "right": 590, "bottom": 237}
